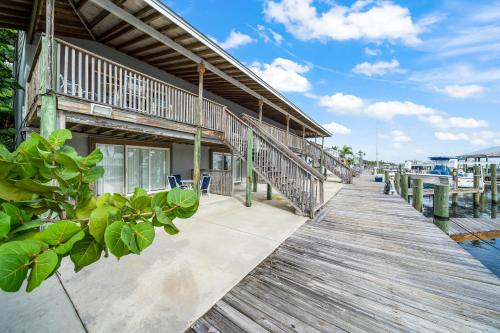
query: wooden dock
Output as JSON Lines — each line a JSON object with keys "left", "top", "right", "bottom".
{"left": 448, "top": 217, "right": 500, "bottom": 241}
{"left": 408, "top": 187, "right": 483, "bottom": 196}
{"left": 190, "top": 176, "right": 500, "bottom": 332}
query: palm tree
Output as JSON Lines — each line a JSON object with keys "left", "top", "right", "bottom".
{"left": 339, "top": 145, "right": 353, "bottom": 165}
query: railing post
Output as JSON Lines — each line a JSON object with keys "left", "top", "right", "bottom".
{"left": 302, "top": 125, "right": 306, "bottom": 153}
{"left": 491, "top": 163, "right": 497, "bottom": 204}
{"left": 246, "top": 127, "right": 253, "bottom": 207}
{"left": 413, "top": 178, "right": 423, "bottom": 212}
{"left": 193, "top": 63, "right": 205, "bottom": 196}
{"left": 285, "top": 115, "right": 290, "bottom": 147}
{"left": 258, "top": 99, "right": 263, "bottom": 123}
{"left": 320, "top": 137, "right": 325, "bottom": 176}
{"left": 40, "top": 0, "right": 58, "bottom": 138}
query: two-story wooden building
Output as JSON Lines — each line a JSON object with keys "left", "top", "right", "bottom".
{"left": 2, "top": 0, "right": 351, "bottom": 217}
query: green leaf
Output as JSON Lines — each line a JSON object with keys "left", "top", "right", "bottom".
{"left": 0, "top": 179, "right": 33, "bottom": 201}
{"left": 104, "top": 220, "right": 129, "bottom": 259}
{"left": 13, "top": 179, "right": 59, "bottom": 194}
{"left": 0, "top": 240, "right": 48, "bottom": 292}
{"left": 120, "top": 223, "right": 139, "bottom": 254}
{"left": 75, "top": 197, "right": 96, "bottom": 219}
{"left": 30, "top": 132, "right": 52, "bottom": 152}
{"left": 89, "top": 206, "right": 120, "bottom": 244}
{"left": 70, "top": 235, "right": 102, "bottom": 272}
{"left": 163, "top": 223, "right": 179, "bottom": 235}
{"left": 54, "top": 230, "right": 85, "bottom": 255}
{"left": 0, "top": 160, "right": 15, "bottom": 177}
{"left": 48, "top": 129, "right": 72, "bottom": 147}
{"left": 83, "top": 166, "right": 104, "bottom": 183}
{"left": 131, "top": 195, "right": 151, "bottom": 212}
{"left": 173, "top": 201, "right": 199, "bottom": 219}
{"left": 132, "top": 187, "right": 148, "bottom": 201}
{"left": 55, "top": 151, "right": 82, "bottom": 172}
{"left": 111, "top": 194, "right": 128, "bottom": 209}
{"left": 38, "top": 220, "right": 81, "bottom": 246}
{"left": 133, "top": 222, "right": 155, "bottom": 251}
{"left": 0, "top": 250, "right": 29, "bottom": 292}
{"left": 11, "top": 219, "right": 44, "bottom": 234}
{"left": 0, "top": 212, "right": 10, "bottom": 238}
{"left": 26, "top": 250, "right": 58, "bottom": 292}
{"left": 167, "top": 188, "right": 198, "bottom": 208}
{"left": 95, "top": 193, "right": 111, "bottom": 208}
{"left": 151, "top": 191, "right": 168, "bottom": 209}
{"left": 80, "top": 148, "right": 103, "bottom": 167}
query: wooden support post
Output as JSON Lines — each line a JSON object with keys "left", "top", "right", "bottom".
{"left": 267, "top": 184, "right": 272, "bottom": 200}
{"left": 395, "top": 172, "right": 401, "bottom": 194}
{"left": 401, "top": 174, "right": 408, "bottom": 202}
{"left": 193, "top": 63, "right": 205, "bottom": 196}
{"left": 246, "top": 128, "right": 253, "bottom": 207}
{"left": 491, "top": 163, "right": 497, "bottom": 204}
{"left": 384, "top": 170, "right": 389, "bottom": 183}
{"left": 413, "top": 178, "right": 423, "bottom": 212}
{"left": 40, "top": 0, "right": 58, "bottom": 138}
{"left": 320, "top": 137, "right": 325, "bottom": 176}
{"left": 253, "top": 171, "right": 258, "bottom": 192}
{"left": 302, "top": 125, "right": 306, "bottom": 154}
{"left": 258, "top": 99, "right": 263, "bottom": 123}
{"left": 433, "top": 184, "right": 449, "bottom": 233}
{"left": 473, "top": 165, "right": 480, "bottom": 207}
{"left": 452, "top": 168, "right": 458, "bottom": 206}
{"left": 285, "top": 115, "right": 290, "bottom": 146}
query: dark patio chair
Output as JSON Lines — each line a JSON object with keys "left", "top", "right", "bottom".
{"left": 200, "top": 175, "right": 211, "bottom": 196}
{"left": 168, "top": 176, "right": 178, "bottom": 189}
{"left": 173, "top": 174, "right": 182, "bottom": 186}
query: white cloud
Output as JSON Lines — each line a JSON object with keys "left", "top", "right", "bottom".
{"left": 216, "top": 30, "right": 255, "bottom": 49}
{"left": 392, "top": 130, "right": 411, "bottom": 142}
{"left": 365, "top": 101, "right": 436, "bottom": 121}
{"left": 436, "top": 84, "right": 485, "bottom": 98}
{"left": 256, "top": 25, "right": 284, "bottom": 44}
{"left": 435, "top": 132, "right": 469, "bottom": 141}
{"left": 352, "top": 59, "right": 405, "bottom": 77}
{"left": 322, "top": 121, "right": 352, "bottom": 135}
{"left": 421, "top": 115, "right": 488, "bottom": 129}
{"left": 264, "top": 0, "right": 423, "bottom": 45}
{"left": 409, "top": 64, "right": 500, "bottom": 85}
{"left": 318, "top": 93, "right": 364, "bottom": 114}
{"left": 434, "top": 131, "right": 500, "bottom": 145}
{"left": 250, "top": 58, "right": 311, "bottom": 92}
{"left": 317, "top": 92, "right": 489, "bottom": 128}
{"left": 364, "top": 47, "right": 381, "bottom": 56}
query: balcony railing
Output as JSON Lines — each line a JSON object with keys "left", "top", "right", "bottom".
{"left": 27, "top": 39, "right": 225, "bottom": 132}
{"left": 243, "top": 114, "right": 305, "bottom": 151}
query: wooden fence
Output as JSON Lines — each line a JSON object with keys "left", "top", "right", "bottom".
{"left": 206, "top": 169, "right": 233, "bottom": 196}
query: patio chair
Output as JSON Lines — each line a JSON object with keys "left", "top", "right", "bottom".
{"left": 200, "top": 175, "right": 211, "bottom": 196}
{"left": 169, "top": 175, "right": 188, "bottom": 189}
{"left": 173, "top": 174, "right": 182, "bottom": 186}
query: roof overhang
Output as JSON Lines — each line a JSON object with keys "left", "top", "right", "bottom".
{"left": 0, "top": 0, "right": 331, "bottom": 137}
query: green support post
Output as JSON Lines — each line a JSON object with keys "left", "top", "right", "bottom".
{"left": 246, "top": 128, "right": 253, "bottom": 207}
{"left": 320, "top": 148, "right": 325, "bottom": 176}
{"left": 412, "top": 178, "right": 423, "bottom": 212}
{"left": 433, "top": 184, "right": 449, "bottom": 233}
{"left": 491, "top": 164, "right": 497, "bottom": 204}
{"left": 40, "top": 35, "right": 58, "bottom": 138}
{"left": 401, "top": 174, "right": 408, "bottom": 202}
{"left": 395, "top": 172, "right": 400, "bottom": 194}
{"left": 384, "top": 170, "right": 389, "bottom": 183}
{"left": 267, "top": 184, "right": 272, "bottom": 200}
{"left": 253, "top": 171, "right": 258, "bottom": 192}
{"left": 473, "top": 165, "right": 481, "bottom": 206}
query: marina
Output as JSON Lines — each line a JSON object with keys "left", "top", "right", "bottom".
{"left": 191, "top": 175, "right": 500, "bottom": 332}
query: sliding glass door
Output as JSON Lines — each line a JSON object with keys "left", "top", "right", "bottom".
{"left": 96, "top": 143, "right": 170, "bottom": 195}
{"left": 212, "top": 152, "right": 242, "bottom": 184}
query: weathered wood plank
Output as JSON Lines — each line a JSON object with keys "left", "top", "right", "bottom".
{"left": 191, "top": 175, "right": 500, "bottom": 333}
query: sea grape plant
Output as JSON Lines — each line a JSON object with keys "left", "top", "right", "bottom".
{"left": 0, "top": 129, "right": 198, "bottom": 292}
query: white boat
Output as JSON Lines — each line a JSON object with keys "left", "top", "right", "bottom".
{"left": 456, "top": 170, "right": 484, "bottom": 189}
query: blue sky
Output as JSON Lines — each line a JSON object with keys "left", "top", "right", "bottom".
{"left": 164, "top": 0, "right": 500, "bottom": 162}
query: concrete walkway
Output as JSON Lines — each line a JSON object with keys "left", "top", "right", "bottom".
{"left": 0, "top": 178, "right": 343, "bottom": 333}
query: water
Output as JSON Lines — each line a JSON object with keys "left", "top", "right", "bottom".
{"left": 412, "top": 185, "right": 500, "bottom": 277}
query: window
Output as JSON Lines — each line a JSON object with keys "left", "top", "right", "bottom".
{"left": 96, "top": 143, "right": 170, "bottom": 195}
{"left": 212, "top": 152, "right": 241, "bottom": 183}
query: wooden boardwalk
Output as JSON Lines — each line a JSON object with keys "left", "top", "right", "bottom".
{"left": 448, "top": 217, "right": 500, "bottom": 241}
{"left": 190, "top": 176, "right": 500, "bottom": 333}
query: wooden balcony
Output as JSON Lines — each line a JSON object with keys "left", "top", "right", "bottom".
{"left": 26, "top": 39, "right": 226, "bottom": 139}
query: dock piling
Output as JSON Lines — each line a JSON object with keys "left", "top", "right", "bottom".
{"left": 413, "top": 178, "right": 423, "bottom": 212}
{"left": 433, "top": 184, "right": 449, "bottom": 233}
{"left": 395, "top": 172, "right": 400, "bottom": 194}
{"left": 401, "top": 174, "right": 408, "bottom": 202}
{"left": 473, "top": 165, "right": 481, "bottom": 207}
{"left": 491, "top": 164, "right": 497, "bottom": 204}
{"left": 452, "top": 168, "right": 458, "bottom": 206}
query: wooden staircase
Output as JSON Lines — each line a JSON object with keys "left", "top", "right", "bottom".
{"left": 223, "top": 110, "right": 325, "bottom": 216}
{"left": 304, "top": 140, "right": 353, "bottom": 184}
